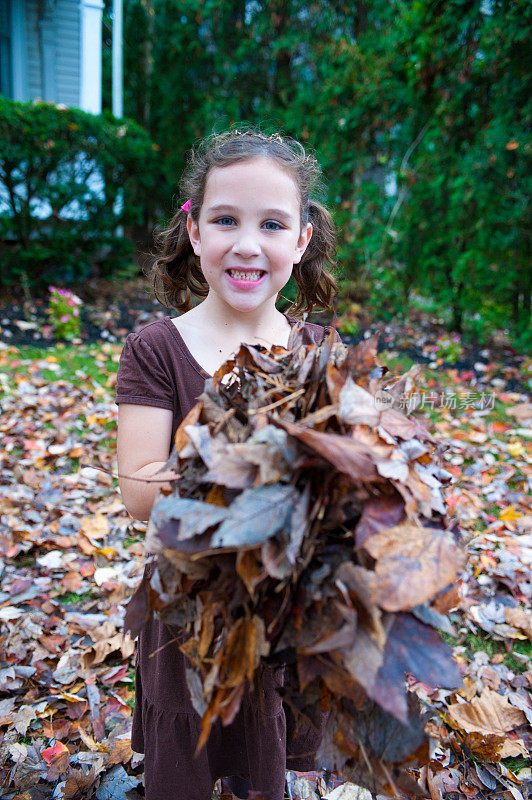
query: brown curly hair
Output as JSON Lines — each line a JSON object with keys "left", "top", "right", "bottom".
{"left": 146, "top": 129, "right": 338, "bottom": 317}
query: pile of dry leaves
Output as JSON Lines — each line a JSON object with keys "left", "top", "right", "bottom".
{"left": 125, "top": 323, "right": 465, "bottom": 796}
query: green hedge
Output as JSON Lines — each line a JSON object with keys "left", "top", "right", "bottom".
{"left": 0, "top": 98, "right": 161, "bottom": 291}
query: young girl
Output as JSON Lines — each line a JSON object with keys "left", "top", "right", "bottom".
{"left": 116, "top": 129, "right": 341, "bottom": 800}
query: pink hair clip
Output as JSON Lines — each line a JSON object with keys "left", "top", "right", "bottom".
{"left": 181, "top": 199, "right": 192, "bottom": 213}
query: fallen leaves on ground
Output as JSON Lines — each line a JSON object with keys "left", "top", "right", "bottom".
{"left": 0, "top": 341, "right": 145, "bottom": 798}
{"left": 0, "top": 319, "right": 530, "bottom": 800}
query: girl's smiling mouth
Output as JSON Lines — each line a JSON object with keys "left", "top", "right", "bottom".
{"left": 225, "top": 269, "right": 267, "bottom": 286}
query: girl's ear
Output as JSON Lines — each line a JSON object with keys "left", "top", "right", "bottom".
{"left": 293, "top": 222, "right": 313, "bottom": 264}
{"left": 187, "top": 216, "right": 201, "bottom": 256}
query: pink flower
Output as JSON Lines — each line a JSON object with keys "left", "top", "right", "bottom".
{"left": 73, "top": 308, "right": 79, "bottom": 317}
{"left": 60, "top": 315, "right": 70, "bottom": 323}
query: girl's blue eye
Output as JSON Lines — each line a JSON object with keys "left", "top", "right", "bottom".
{"left": 215, "top": 217, "right": 235, "bottom": 226}
{"left": 263, "top": 220, "right": 282, "bottom": 231}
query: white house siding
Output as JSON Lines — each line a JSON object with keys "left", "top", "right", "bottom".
{"left": 23, "top": 0, "right": 80, "bottom": 106}
{"left": 55, "top": 0, "right": 80, "bottom": 107}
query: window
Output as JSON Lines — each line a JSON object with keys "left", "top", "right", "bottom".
{"left": 0, "top": 0, "right": 13, "bottom": 98}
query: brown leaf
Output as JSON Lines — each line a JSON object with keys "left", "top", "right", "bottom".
{"left": 498, "top": 737, "right": 530, "bottom": 758}
{"left": 80, "top": 513, "right": 109, "bottom": 539}
{"left": 354, "top": 493, "right": 405, "bottom": 547}
{"left": 461, "top": 730, "right": 528, "bottom": 761}
{"left": 448, "top": 688, "right": 526, "bottom": 736}
{"left": 60, "top": 571, "right": 83, "bottom": 593}
{"left": 174, "top": 401, "right": 203, "bottom": 452}
{"left": 234, "top": 342, "right": 283, "bottom": 373}
{"left": 338, "top": 376, "right": 380, "bottom": 426}
{"left": 505, "top": 606, "right": 532, "bottom": 641}
{"left": 342, "top": 334, "right": 380, "bottom": 380}
{"left": 12, "top": 705, "right": 36, "bottom": 735}
{"left": 275, "top": 419, "right": 379, "bottom": 482}
{"left": 80, "top": 632, "right": 135, "bottom": 669}
{"left": 325, "top": 360, "right": 348, "bottom": 405}
{"left": 432, "top": 582, "right": 461, "bottom": 614}
{"left": 335, "top": 562, "right": 385, "bottom": 646}
{"left": 108, "top": 736, "right": 133, "bottom": 765}
{"left": 202, "top": 446, "right": 258, "bottom": 488}
{"left": 62, "top": 765, "right": 101, "bottom": 798}
{"left": 379, "top": 407, "right": 419, "bottom": 440}
{"left": 384, "top": 364, "right": 420, "bottom": 407}
{"left": 261, "top": 537, "right": 292, "bottom": 579}
{"left": 363, "top": 523, "right": 460, "bottom": 611}
{"left": 218, "top": 617, "right": 268, "bottom": 688}
{"left": 342, "top": 625, "right": 387, "bottom": 701}
{"left": 236, "top": 550, "right": 264, "bottom": 599}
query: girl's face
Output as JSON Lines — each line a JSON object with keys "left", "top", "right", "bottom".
{"left": 187, "top": 157, "right": 312, "bottom": 315}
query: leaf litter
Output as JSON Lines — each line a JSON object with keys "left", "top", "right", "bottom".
{"left": 0, "top": 324, "right": 530, "bottom": 800}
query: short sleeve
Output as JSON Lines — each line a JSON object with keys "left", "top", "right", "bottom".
{"left": 115, "top": 333, "right": 175, "bottom": 411}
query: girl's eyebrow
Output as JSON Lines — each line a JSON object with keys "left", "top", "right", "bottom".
{"left": 207, "top": 204, "right": 294, "bottom": 220}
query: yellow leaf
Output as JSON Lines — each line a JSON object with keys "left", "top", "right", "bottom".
{"left": 78, "top": 727, "right": 107, "bottom": 752}
{"left": 499, "top": 505, "right": 522, "bottom": 521}
{"left": 86, "top": 414, "right": 112, "bottom": 426}
{"left": 507, "top": 442, "right": 525, "bottom": 458}
{"left": 60, "top": 691, "right": 85, "bottom": 703}
{"left": 45, "top": 355, "right": 59, "bottom": 363}
{"left": 95, "top": 547, "right": 118, "bottom": 560}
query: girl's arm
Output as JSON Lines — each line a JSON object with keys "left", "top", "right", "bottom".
{"left": 117, "top": 403, "right": 175, "bottom": 522}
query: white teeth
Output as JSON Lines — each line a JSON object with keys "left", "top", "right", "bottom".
{"left": 228, "top": 270, "right": 263, "bottom": 281}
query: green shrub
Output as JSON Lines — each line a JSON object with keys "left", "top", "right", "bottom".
{"left": 0, "top": 98, "right": 162, "bottom": 292}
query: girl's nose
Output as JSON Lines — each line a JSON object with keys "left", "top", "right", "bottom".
{"left": 231, "top": 229, "right": 261, "bottom": 258}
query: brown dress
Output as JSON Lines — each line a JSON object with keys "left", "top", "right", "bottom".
{"left": 116, "top": 315, "right": 341, "bottom": 800}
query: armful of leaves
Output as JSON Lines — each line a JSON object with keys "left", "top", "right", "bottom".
{"left": 124, "top": 326, "right": 465, "bottom": 795}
